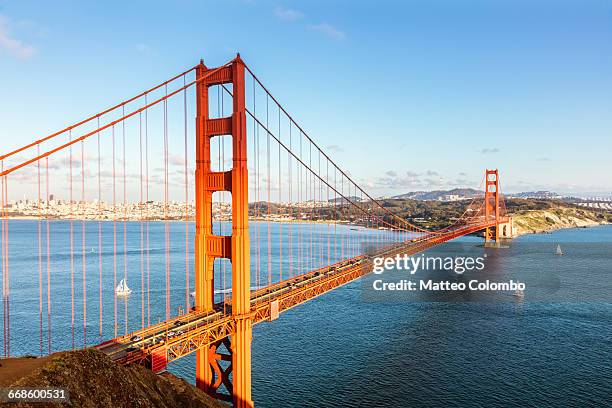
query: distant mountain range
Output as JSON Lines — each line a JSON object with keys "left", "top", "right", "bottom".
{"left": 391, "top": 188, "right": 481, "bottom": 201}
{"left": 387, "top": 189, "right": 568, "bottom": 202}
{"left": 324, "top": 189, "right": 586, "bottom": 203}
{"left": 507, "top": 191, "right": 561, "bottom": 199}
{"left": 327, "top": 196, "right": 362, "bottom": 204}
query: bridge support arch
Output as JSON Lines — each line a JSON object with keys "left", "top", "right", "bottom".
{"left": 194, "top": 55, "right": 253, "bottom": 407}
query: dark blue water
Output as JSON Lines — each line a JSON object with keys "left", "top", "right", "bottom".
{"left": 2, "top": 219, "right": 392, "bottom": 354}
{"left": 178, "top": 226, "right": 612, "bottom": 407}
{"left": 3, "top": 221, "right": 612, "bottom": 407}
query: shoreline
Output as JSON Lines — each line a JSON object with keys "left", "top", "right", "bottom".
{"left": 5, "top": 206, "right": 611, "bottom": 239}
{"left": 512, "top": 221, "right": 611, "bottom": 238}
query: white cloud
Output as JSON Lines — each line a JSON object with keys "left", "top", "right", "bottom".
{"left": 274, "top": 6, "right": 304, "bottom": 21}
{"left": 480, "top": 148, "right": 499, "bottom": 154}
{"left": 309, "top": 23, "right": 346, "bottom": 40}
{"left": 0, "top": 14, "right": 36, "bottom": 60}
{"left": 168, "top": 154, "right": 186, "bottom": 167}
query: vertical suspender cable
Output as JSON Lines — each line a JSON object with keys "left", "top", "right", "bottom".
{"left": 145, "top": 94, "right": 150, "bottom": 326}
{"left": 334, "top": 167, "right": 337, "bottom": 262}
{"left": 318, "top": 150, "right": 322, "bottom": 268}
{"left": 278, "top": 109, "right": 282, "bottom": 283}
{"left": 327, "top": 159, "right": 330, "bottom": 266}
{"left": 2, "top": 170, "right": 9, "bottom": 357}
{"left": 164, "top": 85, "right": 170, "bottom": 321}
{"left": 35, "top": 153, "right": 42, "bottom": 355}
{"left": 4, "top": 175, "right": 8, "bottom": 357}
{"left": 139, "top": 111, "right": 144, "bottom": 329}
{"left": 98, "top": 119, "right": 103, "bottom": 338}
{"left": 69, "top": 132, "right": 75, "bottom": 349}
{"left": 1, "top": 161, "right": 7, "bottom": 357}
{"left": 45, "top": 157, "right": 51, "bottom": 353}
{"left": 122, "top": 106, "right": 127, "bottom": 336}
{"left": 251, "top": 86, "right": 258, "bottom": 298}
{"left": 253, "top": 80, "right": 260, "bottom": 295}
{"left": 340, "top": 173, "right": 344, "bottom": 260}
{"left": 288, "top": 122, "right": 293, "bottom": 279}
{"left": 309, "top": 141, "right": 313, "bottom": 272}
{"left": 112, "top": 125, "right": 117, "bottom": 338}
{"left": 256, "top": 104, "right": 261, "bottom": 297}
{"left": 183, "top": 75, "right": 190, "bottom": 312}
{"left": 81, "top": 140, "right": 87, "bottom": 347}
{"left": 298, "top": 131, "right": 302, "bottom": 274}
{"left": 0, "top": 166, "right": 3, "bottom": 356}
{"left": 266, "top": 95, "right": 271, "bottom": 290}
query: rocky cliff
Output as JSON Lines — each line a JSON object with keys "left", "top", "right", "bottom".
{"left": 512, "top": 207, "right": 610, "bottom": 236}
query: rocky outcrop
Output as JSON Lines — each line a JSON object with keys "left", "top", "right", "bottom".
{"left": 7, "top": 350, "right": 224, "bottom": 408}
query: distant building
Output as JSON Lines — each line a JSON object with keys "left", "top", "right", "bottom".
{"left": 439, "top": 194, "right": 460, "bottom": 202}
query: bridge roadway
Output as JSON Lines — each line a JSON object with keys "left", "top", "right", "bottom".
{"left": 96, "top": 220, "right": 502, "bottom": 369}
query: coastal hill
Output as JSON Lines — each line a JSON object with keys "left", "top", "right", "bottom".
{"left": 1, "top": 350, "right": 224, "bottom": 408}
{"left": 511, "top": 206, "right": 609, "bottom": 235}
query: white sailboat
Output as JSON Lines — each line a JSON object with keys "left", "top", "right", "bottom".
{"left": 555, "top": 245, "right": 563, "bottom": 256}
{"left": 116, "top": 279, "right": 132, "bottom": 296}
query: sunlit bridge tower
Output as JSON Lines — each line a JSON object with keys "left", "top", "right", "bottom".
{"left": 484, "top": 169, "right": 500, "bottom": 243}
{"left": 194, "top": 55, "right": 253, "bottom": 407}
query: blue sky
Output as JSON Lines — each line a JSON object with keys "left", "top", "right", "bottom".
{"left": 1, "top": 0, "right": 611, "bottom": 196}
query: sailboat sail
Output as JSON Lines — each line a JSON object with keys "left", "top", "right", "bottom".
{"left": 555, "top": 245, "right": 563, "bottom": 256}
{"left": 116, "top": 278, "right": 132, "bottom": 296}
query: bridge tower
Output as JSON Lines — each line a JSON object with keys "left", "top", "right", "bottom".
{"left": 194, "top": 55, "right": 253, "bottom": 407}
{"left": 484, "top": 169, "right": 500, "bottom": 243}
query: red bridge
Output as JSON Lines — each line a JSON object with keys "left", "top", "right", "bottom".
{"left": 0, "top": 55, "right": 508, "bottom": 407}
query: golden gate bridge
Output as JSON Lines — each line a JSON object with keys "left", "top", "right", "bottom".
{"left": 0, "top": 54, "right": 508, "bottom": 407}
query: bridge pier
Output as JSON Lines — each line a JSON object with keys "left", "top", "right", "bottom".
{"left": 484, "top": 218, "right": 514, "bottom": 248}
{"left": 232, "top": 316, "right": 253, "bottom": 408}
{"left": 498, "top": 217, "right": 515, "bottom": 239}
